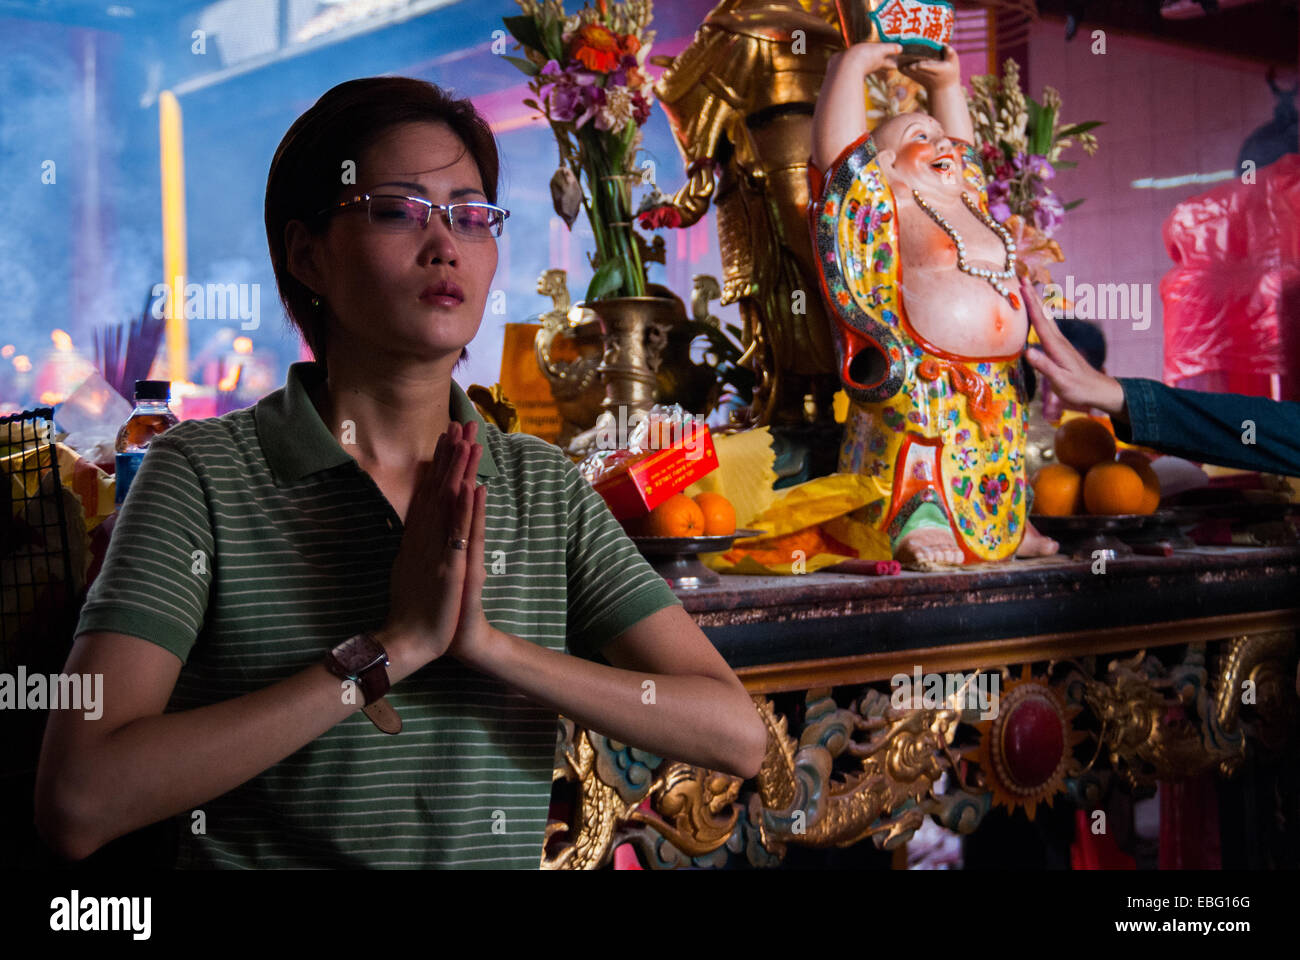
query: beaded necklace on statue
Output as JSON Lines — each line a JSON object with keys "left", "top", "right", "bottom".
{"left": 912, "top": 189, "right": 1021, "bottom": 309}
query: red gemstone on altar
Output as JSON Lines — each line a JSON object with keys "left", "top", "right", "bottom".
{"left": 1009, "top": 292, "right": 1021, "bottom": 309}
{"left": 1002, "top": 697, "right": 1063, "bottom": 788}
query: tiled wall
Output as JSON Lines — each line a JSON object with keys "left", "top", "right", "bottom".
{"left": 1026, "top": 18, "right": 1285, "bottom": 382}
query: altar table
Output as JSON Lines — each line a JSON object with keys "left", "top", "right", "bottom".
{"left": 543, "top": 546, "right": 1300, "bottom": 869}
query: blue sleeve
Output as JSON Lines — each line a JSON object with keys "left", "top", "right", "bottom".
{"left": 1114, "top": 377, "right": 1300, "bottom": 476}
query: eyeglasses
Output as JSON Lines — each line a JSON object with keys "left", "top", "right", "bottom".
{"left": 314, "top": 194, "right": 510, "bottom": 240}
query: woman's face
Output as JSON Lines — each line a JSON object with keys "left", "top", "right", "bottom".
{"left": 311, "top": 121, "right": 498, "bottom": 363}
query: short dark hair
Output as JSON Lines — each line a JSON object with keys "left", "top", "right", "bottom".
{"left": 1023, "top": 317, "right": 1108, "bottom": 401}
{"left": 1056, "top": 318, "right": 1107, "bottom": 371}
{"left": 265, "top": 77, "right": 500, "bottom": 368}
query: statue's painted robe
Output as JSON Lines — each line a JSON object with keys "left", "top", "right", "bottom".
{"left": 808, "top": 131, "right": 1030, "bottom": 562}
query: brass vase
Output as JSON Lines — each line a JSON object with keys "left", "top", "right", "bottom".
{"left": 585, "top": 296, "right": 682, "bottom": 441}
{"left": 535, "top": 312, "right": 606, "bottom": 447}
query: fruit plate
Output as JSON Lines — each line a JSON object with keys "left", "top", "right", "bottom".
{"left": 1029, "top": 511, "right": 1177, "bottom": 560}
{"left": 628, "top": 528, "right": 764, "bottom": 589}
{"left": 1028, "top": 513, "right": 1154, "bottom": 536}
{"left": 629, "top": 528, "right": 764, "bottom": 556}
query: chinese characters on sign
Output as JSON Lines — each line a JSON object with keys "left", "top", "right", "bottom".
{"left": 871, "top": 0, "right": 955, "bottom": 50}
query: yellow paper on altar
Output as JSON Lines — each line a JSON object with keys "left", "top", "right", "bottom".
{"left": 498, "top": 322, "right": 563, "bottom": 444}
{"left": 703, "top": 534, "right": 866, "bottom": 575}
{"left": 821, "top": 510, "right": 891, "bottom": 560}
{"left": 739, "top": 472, "right": 885, "bottom": 540}
{"left": 701, "top": 472, "right": 892, "bottom": 575}
{"left": 681, "top": 427, "right": 893, "bottom": 575}
{"left": 682, "top": 427, "right": 779, "bottom": 528}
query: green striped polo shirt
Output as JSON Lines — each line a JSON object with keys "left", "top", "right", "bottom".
{"left": 74, "top": 360, "right": 682, "bottom": 869}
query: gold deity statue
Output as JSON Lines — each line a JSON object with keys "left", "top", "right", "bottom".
{"left": 648, "top": 0, "right": 846, "bottom": 430}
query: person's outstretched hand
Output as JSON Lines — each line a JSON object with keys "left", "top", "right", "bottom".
{"left": 1021, "top": 274, "right": 1128, "bottom": 420}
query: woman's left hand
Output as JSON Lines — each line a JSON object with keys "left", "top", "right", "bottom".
{"left": 446, "top": 479, "right": 501, "bottom": 669}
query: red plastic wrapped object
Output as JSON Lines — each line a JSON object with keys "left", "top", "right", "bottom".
{"left": 1159, "top": 153, "right": 1300, "bottom": 400}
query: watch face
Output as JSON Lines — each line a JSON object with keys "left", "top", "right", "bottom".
{"left": 335, "top": 632, "right": 386, "bottom": 675}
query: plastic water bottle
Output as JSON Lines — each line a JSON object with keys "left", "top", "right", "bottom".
{"left": 114, "top": 380, "right": 179, "bottom": 507}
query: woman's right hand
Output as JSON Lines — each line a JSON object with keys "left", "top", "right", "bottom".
{"left": 382, "top": 420, "right": 483, "bottom": 667}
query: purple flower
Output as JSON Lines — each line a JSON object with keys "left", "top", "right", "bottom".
{"left": 1030, "top": 190, "right": 1065, "bottom": 235}
{"left": 1028, "top": 155, "right": 1055, "bottom": 181}
{"left": 574, "top": 85, "right": 604, "bottom": 129}
{"left": 548, "top": 83, "right": 585, "bottom": 122}
{"left": 540, "top": 63, "right": 603, "bottom": 123}
{"left": 987, "top": 179, "right": 1013, "bottom": 221}
{"left": 1011, "top": 151, "right": 1027, "bottom": 172}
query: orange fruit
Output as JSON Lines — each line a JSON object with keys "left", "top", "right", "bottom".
{"left": 1031, "top": 463, "right": 1083, "bottom": 516}
{"left": 1054, "top": 417, "right": 1117, "bottom": 472}
{"left": 1117, "top": 451, "right": 1161, "bottom": 514}
{"left": 693, "top": 492, "right": 736, "bottom": 536}
{"left": 1083, "top": 462, "right": 1145, "bottom": 515}
{"left": 643, "top": 493, "right": 706, "bottom": 538}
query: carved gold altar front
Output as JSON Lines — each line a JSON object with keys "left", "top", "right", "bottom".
{"left": 541, "top": 629, "right": 1299, "bottom": 869}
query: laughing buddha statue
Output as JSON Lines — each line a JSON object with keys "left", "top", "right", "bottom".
{"left": 809, "top": 41, "right": 1058, "bottom": 565}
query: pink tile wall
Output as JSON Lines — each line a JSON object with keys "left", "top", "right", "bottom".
{"left": 1026, "top": 19, "right": 1283, "bottom": 381}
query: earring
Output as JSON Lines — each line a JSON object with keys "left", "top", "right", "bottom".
{"left": 311, "top": 296, "right": 321, "bottom": 308}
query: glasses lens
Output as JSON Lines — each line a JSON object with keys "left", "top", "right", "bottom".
{"left": 369, "top": 196, "right": 427, "bottom": 228}
{"left": 449, "top": 204, "right": 504, "bottom": 239}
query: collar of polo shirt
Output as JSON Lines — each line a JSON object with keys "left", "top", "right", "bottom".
{"left": 255, "top": 360, "right": 500, "bottom": 484}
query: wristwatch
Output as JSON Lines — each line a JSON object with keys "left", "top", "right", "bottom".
{"left": 323, "top": 631, "right": 401, "bottom": 734}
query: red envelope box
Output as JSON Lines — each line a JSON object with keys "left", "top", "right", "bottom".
{"left": 591, "top": 422, "right": 718, "bottom": 522}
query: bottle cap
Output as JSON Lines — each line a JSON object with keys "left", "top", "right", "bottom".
{"left": 135, "top": 380, "right": 171, "bottom": 401}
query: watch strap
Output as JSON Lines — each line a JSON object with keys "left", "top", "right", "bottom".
{"left": 363, "top": 698, "right": 402, "bottom": 735}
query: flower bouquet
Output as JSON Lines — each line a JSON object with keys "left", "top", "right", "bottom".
{"left": 503, "top": 0, "right": 662, "bottom": 301}
{"left": 965, "top": 58, "right": 1102, "bottom": 283}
